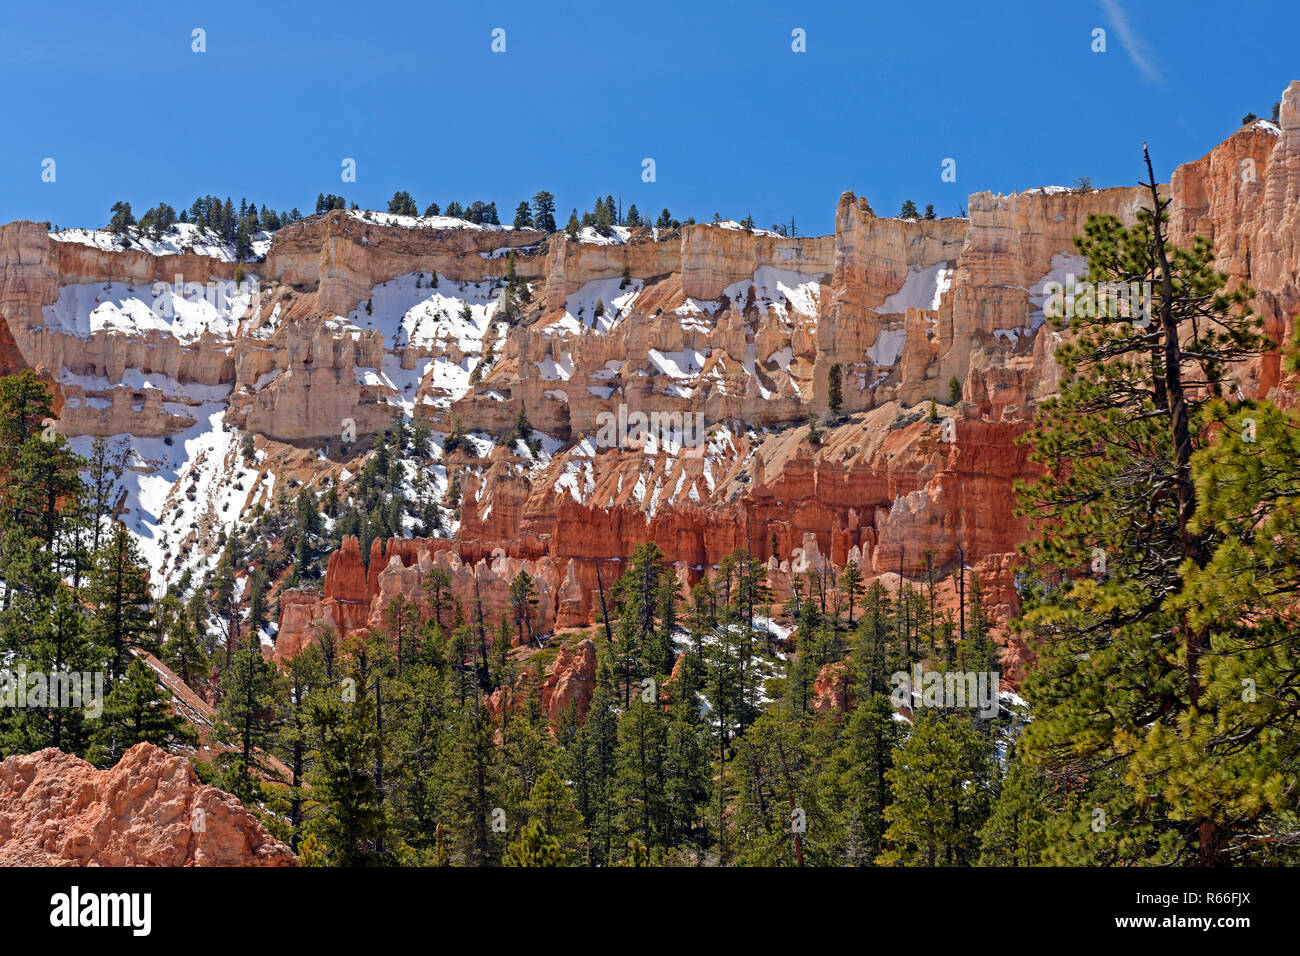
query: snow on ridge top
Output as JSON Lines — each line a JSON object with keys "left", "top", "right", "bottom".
{"left": 50, "top": 222, "right": 272, "bottom": 262}
{"left": 703, "top": 219, "right": 784, "bottom": 238}
{"left": 1022, "top": 185, "right": 1075, "bottom": 196}
{"left": 1252, "top": 119, "right": 1282, "bottom": 136}
{"left": 348, "top": 209, "right": 514, "bottom": 232}
{"left": 574, "top": 225, "right": 632, "bottom": 245}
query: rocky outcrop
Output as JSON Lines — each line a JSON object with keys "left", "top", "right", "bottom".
{"left": 3, "top": 83, "right": 1298, "bottom": 682}
{"left": 539, "top": 639, "right": 597, "bottom": 726}
{"left": 0, "top": 743, "right": 297, "bottom": 866}
{"left": 812, "top": 662, "right": 849, "bottom": 715}
{"left": 264, "top": 210, "right": 547, "bottom": 315}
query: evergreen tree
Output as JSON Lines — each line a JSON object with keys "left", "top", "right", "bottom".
{"left": 531, "top": 191, "right": 557, "bottom": 232}
{"left": 387, "top": 190, "right": 418, "bottom": 216}
{"left": 275, "top": 645, "right": 324, "bottom": 852}
{"left": 305, "top": 682, "right": 388, "bottom": 864}
{"left": 817, "top": 693, "right": 904, "bottom": 864}
{"left": 160, "top": 595, "right": 208, "bottom": 690}
{"left": 437, "top": 701, "right": 502, "bottom": 865}
{"left": 108, "top": 201, "right": 135, "bottom": 233}
{"left": 504, "top": 819, "right": 564, "bottom": 866}
{"left": 1015, "top": 155, "right": 1270, "bottom": 864}
{"left": 216, "top": 645, "right": 279, "bottom": 802}
{"left": 91, "top": 657, "right": 195, "bottom": 764}
{"left": 879, "top": 712, "right": 994, "bottom": 865}
{"left": 613, "top": 695, "right": 671, "bottom": 856}
{"left": 840, "top": 559, "right": 863, "bottom": 626}
{"left": 86, "top": 524, "right": 155, "bottom": 688}
{"left": 827, "top": 363, "right": 843, "bottom": 415}
{"left": 977, "top": 750, "right": 1049, "bottom": 865}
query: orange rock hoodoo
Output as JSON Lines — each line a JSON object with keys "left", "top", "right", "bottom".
{"left": 270, "top": 83, "right": 1300, "bottom": 678}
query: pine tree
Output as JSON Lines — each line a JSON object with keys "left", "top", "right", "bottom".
{"left": 437, "top": 701, "right": 502, "bottom": 865}
{"left": 160, "top": 595, "right": 208, "bottom": 689}
{"left": 840, "top": 559, "right": 863, "bottom": 626}
{"left": 613, "top": 694, "right": 672, "bottom": 856}
{"left": 387, "top": 190, "right": 418, "bottom": 216}
{"left": 730, "top": 709, "right": 828, "bottom": 866}
{"left": 504, "top": 819, "right": 564, "bottom": 866}
{"left": 246, "top": 568, "right": 270, "bottom": 637}
{"left": 91, "top": 657, "right": 195, "bottom": 764}
{"left": 817, "top": 693, "right": 904, "bottom": 864}
{"left": 108, "top": 201, "right": 135, "bottom": 233}
{"left": 879, "top": 712, "right": 994, "bottom": 865}
{"left": 508, "top": 570, "right": 538, "bottom": 648}
{"left": 275, "top": 644, "right": 324, "bottom": 851}
{"left": 531, "top": 191, "right": 557, "bottom": 232}
{"left": 827, "top": 363, "right": 843, "bottom": 415}
{"left": 216, "top": 645, "right": 279, "bottom": 802}
{"left": 86, "top": 524, "right": 155, "bottom": 688}
{"left": 387, "top": 659, "right": 447, "bottom": 855}
{"left": 305, "top": 682, "right": 388, "bottom": 864}
{"left": 977, "top": 750, "right": 1049, "bottom": 865}
{"left": 1015, "top": 155, "right": 1270, "bottom": 864}
{"left": 573, "top": 654, "right": 619, "bottom": 864}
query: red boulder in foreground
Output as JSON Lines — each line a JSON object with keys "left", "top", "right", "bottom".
{"left": 0, "top": 742, "right": 296, "bottom": 866}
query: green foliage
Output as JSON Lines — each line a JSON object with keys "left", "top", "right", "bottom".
{"left": 216, "top": 646, "right": 280, "bottom": 801}
{"left": 879, "top": 712, "right": 995, "bottom": 866}
{"left": 1014, "top": 183, "right": 1277, "bottom": 864}
{"left": 91, "top": 658, "right": 196, "bottom": 765}
{"left": 387, "top": 190, "right": 418, "bottom": 216}
{"left": 827, "top": 363, "right": 843, "bottom": 414}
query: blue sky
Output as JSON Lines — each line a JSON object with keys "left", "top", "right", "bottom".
{"left": 3, "top": 0, "right": 1296, "bottom": 235}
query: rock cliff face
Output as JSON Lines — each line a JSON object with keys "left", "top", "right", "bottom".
{"left": 2, "top": 83, "right": 1298, "bottom": 677}
{"left": 0, "top": 742, "right": 296, "bottom": 866}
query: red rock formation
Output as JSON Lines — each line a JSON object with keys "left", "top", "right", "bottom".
{"left": 811, "top": 662, "right": 850, "bottom": 715}
{"left": 2, "top": 84, "right": 1292, "bottom": 702}
{"left": 0, "top": 743, "right": 296, "bottom": 866}
{"left": 539, "top": 639, "right": 597, "bottom": 726}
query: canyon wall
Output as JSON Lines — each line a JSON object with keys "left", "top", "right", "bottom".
{"left": 1, "top": 82, "right": 1297, "bottom": 675}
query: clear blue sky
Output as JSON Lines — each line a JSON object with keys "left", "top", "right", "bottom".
{"left": 3, "top": 0, "right": 1296, "bottom": 235}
